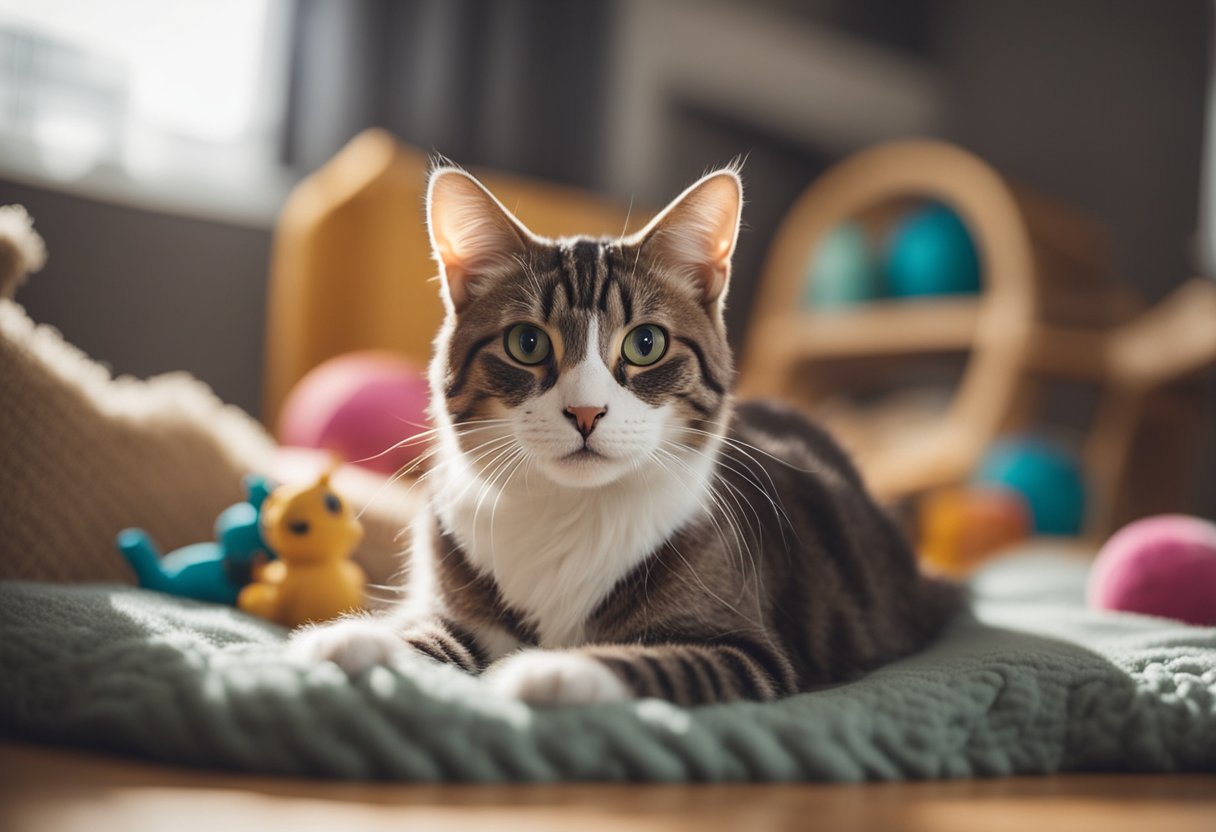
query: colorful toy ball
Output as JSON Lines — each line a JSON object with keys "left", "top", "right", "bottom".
{"left": 885, "top": 203, "right": 981, "bottom": 298}
{"left": 278, "top": 351, "right": 431, "bottom": 476}
{"left": 918, "top": 486, "right": 1031, "bottom": 576}
{"left": 1088, "top": 514, "right": 1216, "bottom": 626}
{"left": 804, "top": 221, "right": 885, "bottom": 308}
{"left": 974, "top": 436, "right": 1087, "bottom": 536}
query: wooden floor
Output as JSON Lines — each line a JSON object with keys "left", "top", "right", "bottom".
{"left": 2, "top": 742, "right": 1214, "bottom": 832}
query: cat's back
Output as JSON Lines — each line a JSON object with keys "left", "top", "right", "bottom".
{"left": 720, "top": 398, "right": 901, "bottom": 575}
{"left": 726, "top": 399, "right": 866, "bottom": 491}
{"left": 718, "top": 399, "right": 963, "bottom": 679}
{"left": 724, "top": 399, "right": 921, "bottom": 574}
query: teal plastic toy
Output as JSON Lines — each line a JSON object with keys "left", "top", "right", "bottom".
{"left": 805, "top": 221, "right": 885, "bottom": 308}
{"left": 974, "top": 437, "right": 1087, "bottom": 536}
{"left": 886, "top": 203, "right": 981, "bottom": 298}
{"left": 117, "top": 475, "right": 275, "bottom": 605}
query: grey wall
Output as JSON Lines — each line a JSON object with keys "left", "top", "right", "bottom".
{"left": 2, "top": 180, "right": 272, "bottom": 417}
{"left": 940, "top": 0, "right": 1209, "bottom": 300}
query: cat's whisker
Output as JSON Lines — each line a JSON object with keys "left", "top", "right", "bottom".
{"left": 702, "top": 454, "right": 797, "bottom": 579}
{"left": 350, "top": 420, "right": 512, "bottom": 504}
{"left": 658, "top": 438, "right": 769, "bottom": 592}
{"left": 681, "top": 421, "right": 821, "bottom": 474}
{"left": 484, "top": 447, "right": 528, "bottom": 565}
{"left": 658, "top": 440, "right": 756, "bottom": 542}
{"left": 616, "top": 194, "right": 636, "bottom": 245}
{"left": 449, "top": 436, "right": 519, "bottom": 494}
{"left": 671, "top": 426, "right": 804, "bottom": 546}
{"left": 709, "top": 469, "right": 768, "bottom": 625}
{"left": 654, "top": 446, "right": 741, "bottom": 547}
{"left": 356, "top": 419, "right": 511, "bottom": 464}
{"left": 663, "top": 532, "right": 759, "bottom": 630}
{"left": 488, "top": 447, "right": 529, "bottom": 565}
{"left": 641, "top": 448, "right": 720, "bottom": 623}
{"left": 355, "top": 426, "right": 515, "bottom": 520}
{"left": 656, "top": 444, "right": 760, "bottom": 609}
{"left": 665, "top": 433, "right": 797, "bottom": 550}
{"left": 357, "top": 440, "right": 449, "bottom": 498}
{"left": 465, "top": 441, "right": 525, "bottom": 558}
{"left": 653, "top": 446, "right": 752, "bottom": 589}
{"left": 414, "top": 435, "right": 519, "bottom": 516}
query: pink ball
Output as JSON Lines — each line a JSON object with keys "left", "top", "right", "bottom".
{"left": 1088, "top": 514, "right": 1216, "bottom": 626}
{"left": 278, "top": 351, "right": 431, "bottom": 476}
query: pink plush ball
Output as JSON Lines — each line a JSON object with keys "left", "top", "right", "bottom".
{"left": 278, "top": 351, "right": 431, "bottom": 476}
{"left": 1087, "top": 514, "right": 1216, "bottom": 626}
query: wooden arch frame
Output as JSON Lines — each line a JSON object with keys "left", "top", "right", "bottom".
{"left": 739, "top": 140, "right": 1117, "bottom": 510}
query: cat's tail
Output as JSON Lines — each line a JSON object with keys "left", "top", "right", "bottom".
{"left": 117, "top": 528, "right": 171, "bottom": 593}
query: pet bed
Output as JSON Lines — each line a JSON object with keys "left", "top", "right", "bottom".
{"left": 2, "top": 552, "right": 1213, "bottom": 781}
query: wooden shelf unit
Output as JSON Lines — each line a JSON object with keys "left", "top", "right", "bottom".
{"left": 740, "top": 140, "right": 1216, "bottom": 536}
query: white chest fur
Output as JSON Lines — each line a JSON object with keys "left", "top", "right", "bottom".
{"left": 430, "top": 438, "right": 718, "bottom": 647}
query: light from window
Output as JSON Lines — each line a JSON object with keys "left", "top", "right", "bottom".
{"left": 0, "top": 0, "right": 288, "bottom": 181}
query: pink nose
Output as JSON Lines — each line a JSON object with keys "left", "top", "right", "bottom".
{"left": 565, "top": 405, "right": 607, "bottom": 438}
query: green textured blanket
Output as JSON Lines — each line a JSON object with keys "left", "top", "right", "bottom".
{"left": 1, "top": 551, "right": 1213, "bottom": 781}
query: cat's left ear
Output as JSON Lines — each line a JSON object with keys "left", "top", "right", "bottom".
{"left": 633, "top": 168, "right": 743, "bottom": 307}
{"left": 427, "top": 167, "right": 535, "bottom": 313}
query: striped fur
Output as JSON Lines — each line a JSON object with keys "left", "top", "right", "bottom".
{"left": 291, "top": 166, "right": 963, "bottom": 706}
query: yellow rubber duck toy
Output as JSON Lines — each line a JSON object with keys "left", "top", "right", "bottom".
{"left": 237, "top": 471, "right": 366, "bottom": 628}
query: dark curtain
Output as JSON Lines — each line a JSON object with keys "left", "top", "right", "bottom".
{"left": 282, "top": 0, "right": 614, "bottom": 187}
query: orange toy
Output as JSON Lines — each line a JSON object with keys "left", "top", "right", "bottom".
{"left": 237, "top": 472, "right": 365, "bottom": 628}
{"left": 919, "top": 486, "right": 1030, "bottom": 576}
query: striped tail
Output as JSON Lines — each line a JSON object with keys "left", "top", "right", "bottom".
{"left": 116, "top": 528, "right": 171, "bottom": 594}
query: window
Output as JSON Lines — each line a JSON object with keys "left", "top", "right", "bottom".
{"left": 0, "top": 0, "right": 293, "bottom": 222}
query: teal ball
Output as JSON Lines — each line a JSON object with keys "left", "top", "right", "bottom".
{"left": 974, "top": 437, "right": 1087, "bottom": 536}
{"left": 804, "top": 222, "right": 884, "bottom": 308}
{"left": 886, "top": 204, "right": 981, "bottom": 298}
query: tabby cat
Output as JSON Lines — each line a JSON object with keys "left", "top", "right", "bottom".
{"left": 290, "top": 165, "right": 962, "bottom": 706}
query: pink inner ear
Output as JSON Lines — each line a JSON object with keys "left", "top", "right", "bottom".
{"left": 635, "top": 171, "right": 742, "bottom": 306}
{"left": 434, "top": 237, "right": 463, "bottom": 269}
{"left": 442, "top": 264, "right": 470, "bottom": 308}
{"left": 427, "top": 169, "right": 533, "bottom": 310}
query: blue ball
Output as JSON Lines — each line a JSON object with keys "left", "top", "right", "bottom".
{"left": 804, "top": 222, "right": 884, "bottom": 308}
{"left": 886, "top": 203, "right": 981, "bottom": 298}
{"left": 974, "top": 437, "right": 1087, "bottom": 536}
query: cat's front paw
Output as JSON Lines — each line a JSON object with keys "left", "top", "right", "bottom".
{"left": 289, "top": 617, "right": 407, "bottom": 675}
{"left": 484, "top": 651, "right": 632, "bottom": 706}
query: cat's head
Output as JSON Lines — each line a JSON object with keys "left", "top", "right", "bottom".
{"left": 425, "top": 165, "right": 742, "bottom": 489}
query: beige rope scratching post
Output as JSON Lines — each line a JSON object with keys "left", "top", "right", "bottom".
{"left": 740, "top": 140, "right": 1216, "bottom": 538}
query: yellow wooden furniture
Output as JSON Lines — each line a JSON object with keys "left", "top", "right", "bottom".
{"left": 739, "top": 139, "right": 1216, "bottom": 536}
{"left": 263, "top": 129, "right": 640, "bottom": 430}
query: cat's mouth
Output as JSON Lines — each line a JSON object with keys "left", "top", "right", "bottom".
{"left": 561, "top": 447, "right": 605, "bottom": 462}
{"left": 546, "top": 444, "right": 628, "bottom": 488}
{"left": 542, "top": 443, "right": 636, "bottom": 488}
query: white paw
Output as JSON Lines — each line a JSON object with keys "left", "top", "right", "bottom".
{"left": 484, "top": 651, "right": 632, "bottom": 706}
{"left": 288, "top": 617, "right": 407, "bottom": 675}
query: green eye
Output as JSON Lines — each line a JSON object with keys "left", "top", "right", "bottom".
{"left": 504, "top": 323, "right": 551, "bottom": 365}
{"left": 622, "top": 324, "right": 668, "bottom": 366}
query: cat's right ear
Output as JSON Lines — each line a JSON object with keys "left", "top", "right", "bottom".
{"left": 426, "top": 167, "right": 533, "bottom": 313}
